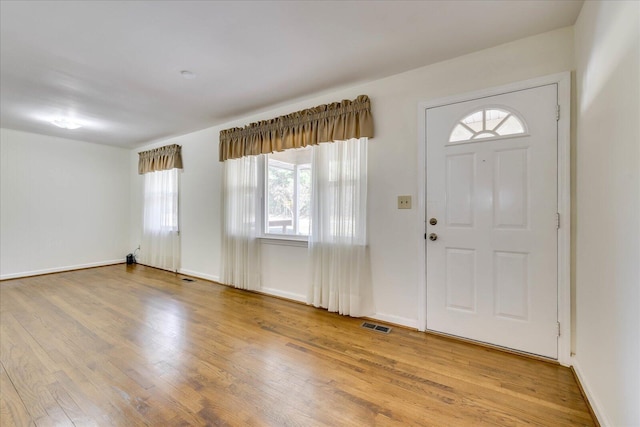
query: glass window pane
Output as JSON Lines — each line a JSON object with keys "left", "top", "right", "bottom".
{"left": 450, "top": 124, "right": 474, "bottom": 142}
{"left": 447, "top": 108, "right": 526, "bottom": 144}
{"left": 474, "top": 132, "right": 496, "bottom": 139}
{"left": 267, "top": 162, "right": 294, "bottom": 234}
{"left": 461, "top": 111, "right": 483, "bottom": 132}
{"left": 485, "top": 109, "right": 509, "bottom": 131}
{"left": 297, "top": 167, "right": 311, "bottom": 236}
{"left": 265, "top": 146, "right": 312, "bottom": 238}
{"left": 495, "top": 115, "right": 525, "bottom": 136}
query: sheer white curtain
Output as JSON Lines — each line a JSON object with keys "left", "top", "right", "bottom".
{"left": 308, "top": 137, "right": 373, "bottom": 317}
{"left": 140, "top": 168, "right": 180, "bottom": 272}
{"left": 221, "top": 155, "right": 261, "bottom": 290}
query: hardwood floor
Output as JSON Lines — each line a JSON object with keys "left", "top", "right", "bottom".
{"left": 1, "top": 265, "right": 594, "bottom": 426}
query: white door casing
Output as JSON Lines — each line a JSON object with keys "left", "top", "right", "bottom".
{"left": 426, "top": 84, "right": 558, "bottom": 359}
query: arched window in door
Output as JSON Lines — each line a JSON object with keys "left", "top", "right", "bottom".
{"left": 449, "top": 107, "right": 526, "bottom": 143}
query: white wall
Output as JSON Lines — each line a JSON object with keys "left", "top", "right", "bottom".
{"left": 129, "top": 126, "right": 223, "bottom": 281}
{"left": 131, "top": 27, "right": 575, "bottom": 328}
{"left": 0, "top": 12, "right": 634, "bottom": 423}
{"left": 0, "top": 128, "right": 130, "bottom": 279}
{"left": 573, "top": 2, "right": 640, "bottom": 426}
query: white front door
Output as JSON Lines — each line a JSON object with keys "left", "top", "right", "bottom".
{"left": 426, "top": 84, "right": 558, "bottom": 359}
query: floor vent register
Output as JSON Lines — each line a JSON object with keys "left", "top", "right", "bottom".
{"left": 361, "top": 322, "right": 391, "bottom": 334}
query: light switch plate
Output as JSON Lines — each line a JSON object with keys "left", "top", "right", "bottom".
{"left": 398, "top": 195, "right": 412, "bottom": 209}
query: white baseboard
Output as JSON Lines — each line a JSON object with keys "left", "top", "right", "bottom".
{"left": 176, "top": 269, "right": 308, "bottom": 306}
{"left": 259, "top": 287, "right": 306, "bottom": 303}
{"left": 258, "top": 289, "right": 419, "bottom": 330}
{"left": 368, "top": 312, "right": 419, "bottom": 329}
{"left": 178, "top": 269, "right": 220, "bottom": 283}
{"left": 149, "top": 267, "right": 420, "bottom": 331}
{"left": 571, "top": 356, "right": 609, "bottom": 426}
{"left": 0, "top": 259, "right": 124, "bottom": 281}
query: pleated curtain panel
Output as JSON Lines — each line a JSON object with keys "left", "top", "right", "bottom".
{"left": 219, "top": 95, "right": 375, "bottom": 317}
{"left": 220, "top": 155, "right": 262, "bottom": 291}
{"left": 138, "top": 144, "right": 182, "bottom": 272}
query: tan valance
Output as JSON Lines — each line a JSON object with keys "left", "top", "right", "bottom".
{"left": 219, "top": 95, "right": 373, "bottom": 162}
{"left": 138, "top": 144, "right": 183, "bottom": 174}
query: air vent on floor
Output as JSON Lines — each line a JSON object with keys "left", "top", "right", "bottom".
{"left": 361, "top": 322, "right": 391, "bottom": 334}
{"left": 182, "top": 278, "right": 196, "bottom": 282}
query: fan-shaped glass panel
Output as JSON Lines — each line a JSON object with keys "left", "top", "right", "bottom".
{"left": 495, "top": 115, "right": 525, "bottom": 136}
{"left": 476, "top": 132, "right": 496, "bottom": 139}
{"left": 450, "top": 125, "right": 474, "bottom": 142}
{"left": 485, "top": 109, "right": 509, "bottom": 131}
{"left": 461, "top": 111, "right": 484, "bottom": 132}
{"left": 449, "top": 107, "right": 526, "bottom": 143}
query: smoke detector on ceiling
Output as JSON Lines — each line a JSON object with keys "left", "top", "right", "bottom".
{"left": 180, "top": 70, "right": 196, "bottom": 79}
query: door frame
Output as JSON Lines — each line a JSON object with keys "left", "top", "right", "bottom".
{"left": 416, "top": 72, "right": 571, "bottom": 366}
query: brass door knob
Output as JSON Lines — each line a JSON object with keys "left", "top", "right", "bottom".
{"left": 429, "top": 233, "right": 438, "bottom": 241}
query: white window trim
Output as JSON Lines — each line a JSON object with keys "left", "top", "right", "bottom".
{"left": 260, "top": 236, "right": 309, "bottom": 247}
{"left": 445, "top": 132, "right": 531, "bottom": 147}
{"left": 259, "top": 154, "right": 311, "bottom": 246}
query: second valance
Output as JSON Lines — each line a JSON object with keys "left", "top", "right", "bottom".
{"left": 138, "top": 144, "right": 183, "bottom": 174}
{"left": 219, "top": 95, "right": 373, "bottom": 162}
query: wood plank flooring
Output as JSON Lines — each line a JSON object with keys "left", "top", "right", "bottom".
{"left": 0, "top": 264, "right": 595, "bottom": 426}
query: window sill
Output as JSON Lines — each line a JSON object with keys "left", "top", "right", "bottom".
{"left": 259, "top": 236, "right": 308, "bottom": 248}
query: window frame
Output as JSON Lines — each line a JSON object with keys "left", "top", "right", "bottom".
{"left": 260, "top": 152, "right": 312, "bottom": 243}
{"left": 143, "top": 168, "right": 180, "bottom": 234}
{"left": 447, "top": 105, "right": 529, "bottom": 145}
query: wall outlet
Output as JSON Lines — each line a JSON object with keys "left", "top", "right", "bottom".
{"left": 398, "top": 195, "right": 412, "bottom": 209}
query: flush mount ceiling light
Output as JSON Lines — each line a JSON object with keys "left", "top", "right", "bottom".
{"left": 180, "top": 70, "right": 196, "bottom": 79}
{"left": 50, "top": 118, "right": 82, "bottom": 129}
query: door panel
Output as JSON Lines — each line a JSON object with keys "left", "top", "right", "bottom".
{"left": 445, "top": 248, "right": 476, "bottom": 312}
{"left": 426, "top": 84, "right": 558, "bottom": 358}
{"left": 446, "top": 153, "right": 475, "bottom": 227}
{"left": 494, "top": 251, "right": 529, "bottom": 320}
{"left": 494, "top": 148, "right": 528, "bottom": 228}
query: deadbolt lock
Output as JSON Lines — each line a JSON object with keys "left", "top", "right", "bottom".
{"left": 429, "top": 218, "right": 438, "bottom": 226}
{"left": 429, "top": 233, "right": 438, "bottom": 241}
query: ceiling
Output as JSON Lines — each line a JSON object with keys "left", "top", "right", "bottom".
{"left": 0, "top": 1, "right": 583, "bottom": 148}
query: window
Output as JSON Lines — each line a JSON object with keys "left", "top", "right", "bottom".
{"left": 449, "top": 107, "right": 526, "bottom": 143}
{"left": 141, "top": 167, "right": 180, "bottom": 272}
{"left": 143, "top": 169, "right": 179, "bottom": 233}
{"left": 264, "top": 147, "right": 312, "bottom": 237}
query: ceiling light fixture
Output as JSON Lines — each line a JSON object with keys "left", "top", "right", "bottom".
{"left": 50, "top": 118, "right": 82, "bottom": 130}
{"left": 180, "top": 70, "right": 196, "bottom": 79}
